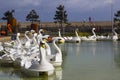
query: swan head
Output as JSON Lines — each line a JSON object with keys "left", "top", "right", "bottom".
{"left": 112, "top": 27, "right": 117, "bottom": 32}
{"left": 34, "top": 33, "right": 38, "bottom": 37}
{"left": 92, "top": 28, "right": 95, "bottom": 30}
{"left": 54, "top": 37, "right": 64, "bottom": 44}
{"left": 31, "top": 29, "right": 35, "bottom": 33}
{"left": 25, "top": 31, "right": 29, "bottom": 34}
{"left": 17, "top": 33, "right": 20, "bottom": 36}
{"left": 40, "top": 41, "right": 46, "bottom": 48}
{"left": 58, "top": 38, "right": 64, "bottom": 44}
{"left": 30, "top": 29, "right": 35, "bottom": 35}
{"left": 42, "top": 38, "right": 48, "bottom": 42}
{"left": 39, "top": 29, "right": 44, "bottom": 34}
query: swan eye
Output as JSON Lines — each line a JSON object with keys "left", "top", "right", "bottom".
{"left": 58, "top": 39, "right": 61, "bottom": 40}
{"left": 58, "top": 39, "right": 62, "bottom": 42}
{"left": 58, "top": 39, "right": 63, "bottom": 43}
{"left": 40, "top": 42, "right": 45, "bottom": 44}
{"left": 40, "top": 30, "right": 44, "bottom": 34}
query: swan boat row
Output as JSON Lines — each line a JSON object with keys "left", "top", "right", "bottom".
{"left": 0, "top": 29, "right": 63, "bottom": 76}
{"left": 57, "top": 28, "right": 118, "bottom": 42}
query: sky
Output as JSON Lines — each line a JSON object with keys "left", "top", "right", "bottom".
{"left": 0, "top": 0, "right": 120, "bottom": 22}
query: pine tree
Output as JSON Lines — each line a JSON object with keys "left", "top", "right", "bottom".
{"left": 1, "top": 10, "right": 17, "bottom": 34}
{"left": 26, "top": 9, "right": 39, "bottom": 23}
{"left": 1, "top": 10, "right": 15, "bottom": 23}
{"left": 114, "top": 10, "right": 120, "bottom": 27}
{"left": 54, "top": 5, "right": 68, "bottom": 28}
{"left": 26, "top": 9, "right": 40, "bottom": 32}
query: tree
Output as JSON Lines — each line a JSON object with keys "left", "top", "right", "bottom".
{"left": 26, "top": 9, "right": 39, "bottom": 23}
{"left": 1, "top": 10, "right": 17, "bottom": 34}
{"left": 54, "top": 5, "right": 68, "bottom": 28}
{"left": 26, "top": 9, "right": 40, "bottom": 32}
{"left": 114, "top": 10, "right": 120, "bottom": 28}
{"left": 1, "top": 10, "right": 15, "bottom": 21}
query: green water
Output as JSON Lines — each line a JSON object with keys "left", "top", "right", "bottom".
{"left": 0, "top": 41, "right": 120, "bottom": 80}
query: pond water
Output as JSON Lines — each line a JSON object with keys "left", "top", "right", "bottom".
{"left": 0, "top": 41, "right": 120, "bottom": 80}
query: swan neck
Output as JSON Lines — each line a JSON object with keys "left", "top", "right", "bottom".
{"left": 113, "top": 29, "right": 117, "bottom": 36}
{"left": 17, "top": 36, "right": 21, "bottom": 44}
{"left": 92, "top": 29, "right": 96, "bottom": 37}
{"left": 45, "top": 42, "right": 50, "bottom": 49}
{"left": 53, "top": 40, "right": 61, "bottom": 54}
{"left": 75, "top": 30, "right": 79, "bottom": 37}
{"left": 58, "top": 31, "right": 62, "bottom": 37}
{"left": 33, "top": 36, "right": 38, "bottom": 45}
{"left": 25, "top": 33, "right": 30, "bottom": 41}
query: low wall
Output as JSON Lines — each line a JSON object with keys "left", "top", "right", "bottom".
{"left": 0, "top": 21, "right": 112, "bottom": 28}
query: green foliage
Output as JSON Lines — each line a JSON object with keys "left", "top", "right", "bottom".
{"left": 26, "top": 9, "right": 39, "bottom": 22}
{"left": 53, "top": 5, "right": 68, "bottom": 25}
{"left": 64, "top": 32, "right": 90, "bottom": 37}
{"left": 1, "top": 10, "right": 15, "bottom": 21}
{"left": 114, "top": 10, "right": 120, "bottom": 27}
{"left": 78, "top": 32, "right": 90, "bottom": 37}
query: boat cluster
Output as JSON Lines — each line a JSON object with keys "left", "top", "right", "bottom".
{"left": 58, "top": 27, "right": 118, "bottom": 42}
{"left": 0, "top": 27, "right": 118, "bottom": 76}
{"left": 0, "top": 29, "right": 63, "bottom": 76}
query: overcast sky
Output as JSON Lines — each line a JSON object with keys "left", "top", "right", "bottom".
{"left": 0, "top": 0, "right": 120, "bottom": 22}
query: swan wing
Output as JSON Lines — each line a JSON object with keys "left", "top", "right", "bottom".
{"left": 25, "top": 60, "right": 32, "bottom": 69}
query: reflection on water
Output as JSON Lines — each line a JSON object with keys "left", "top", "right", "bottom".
{"left": 113, "top": 41, "right": 120, "bottom": 68}
{"left": 0, "top": 66, "right": 20, "bottom": 80}
{"left": 54, "top": 67, "right": 62, "bottom": 80}
{"left": 1, "top": 41, "right": 120, "bottom": 80}
{"left": 0, "top": 63, "right": 63, "bottom": 80}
